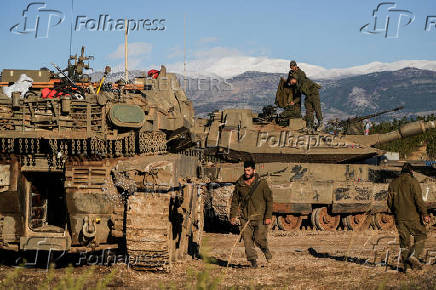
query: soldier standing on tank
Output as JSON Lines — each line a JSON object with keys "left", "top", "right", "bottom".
{"left": 230, "top": 160, "right": 273, "bottom": 268}
{"left": 288, "top": 60, "right": 306, "bottom": 84}
{"left": 387, "top": 163, "right": 431, "bottom": 271}
{"left": 289, "top": 76, "right": 324, "bottom": 131}
{"left": 282, "top": 60, "right": 306, "bottom": 119}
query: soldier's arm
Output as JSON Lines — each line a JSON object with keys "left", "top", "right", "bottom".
{"left": 412, "top": 179, "right": 427, "bottom": 216}
{"left": 263, "top": 181, "right": 273, "bottom": 220}
{"left": 387, "top": 183, "right": 394, "bottom": 211}
{"left": 292, "top": 92, "right": 301, "bottom": 104}
{"left": 229, "top": 186, "right": 240, "bottom": 219}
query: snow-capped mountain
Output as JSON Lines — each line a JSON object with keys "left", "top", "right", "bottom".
{"left": 167, "top": 58, "right": 436, "bottom": 80}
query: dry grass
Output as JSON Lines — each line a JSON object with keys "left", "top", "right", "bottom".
{"left": 0, "top": 230, "right": 435, "bottom": 289}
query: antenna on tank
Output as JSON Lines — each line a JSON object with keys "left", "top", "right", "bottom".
{"left": 184, "top": 14, "right": 187, "bottom": 91}
{"left": 124, "top": 19, "right": 129, "bottom": 82}
{"left": 69, "top": 0, "right": 74, "bottom": 56}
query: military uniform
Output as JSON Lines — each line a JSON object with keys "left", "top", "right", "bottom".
{"left": 230, "top": 173, "right": 273, "bottom": 263}
{"left": 387, "top": 173, "right": 427, "bottom": 262}
{"left": 295, "top": 76, "right": 323, "bottom": 128}
{"left": 286, "top": 68, "right": 306, "bottom": 117}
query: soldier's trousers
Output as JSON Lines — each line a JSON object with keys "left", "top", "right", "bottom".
{"left": 304, "top": 92, "right": 323, "bottom": 127}
{"left": 396, "top": 220, "right": 427, "bottom": 261}
{"left": 240, "top": 219, "right": 271, "bottom": 261}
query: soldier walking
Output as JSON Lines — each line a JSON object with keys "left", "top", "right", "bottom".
{"left": 230, "top": 160, "right": 273, "bottom": 268}
{"left": 387, "top": 163, "right": 431, "bottom": 271}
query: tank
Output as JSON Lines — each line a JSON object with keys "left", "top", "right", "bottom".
{"left": 190, "top": 108, "right": 436, "bottom": 231}
{"left": 0, "top": 47, "right": 203, "bottom": 270}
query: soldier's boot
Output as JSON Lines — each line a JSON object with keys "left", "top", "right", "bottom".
{"left": 249, "top": 259, "right": 258, "bottom": 268}
{"left": 408, "top": 256, "right": 423, "bottom": 270}
{"left": 316, "top": 121, "right": 325, "bottom": 132}
{"left": 262, "top": 248, "right": 273, "bottom": 263}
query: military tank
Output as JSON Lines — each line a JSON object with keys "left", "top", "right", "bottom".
{"left": 0, "top": 47, "right": 203, "bottom": 270}
{"left": 189, "top": 108, "right": 436, "bottom": 231}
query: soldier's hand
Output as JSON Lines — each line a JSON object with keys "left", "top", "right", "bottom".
{"left": 230, "top": 218, "right": 237, "bottom": 225}
{"left": 264, "top": 218, "right": 272, "bottom": 225}
{"left": 290, "top": 102, "right": 294, "bottom": 106}
{"left": 423, "top": 215, "right": 431, "bottom": 224}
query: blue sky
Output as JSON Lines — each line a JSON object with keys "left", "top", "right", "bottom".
{"left": 1, "top": 0, "right": 435, "bottom": 75}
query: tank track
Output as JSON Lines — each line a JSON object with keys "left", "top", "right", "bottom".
{"left": 0, "top": 131, "right": 167, "bottom": 163}
{"left": 125, "top": 193, "right": 173, "bottom": 271}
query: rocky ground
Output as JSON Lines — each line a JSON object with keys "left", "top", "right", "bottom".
{"left": 0, "top": 229, "right": 435, "bottom": 289}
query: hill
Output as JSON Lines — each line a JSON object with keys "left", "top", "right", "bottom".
{"left": 186, "top": 67, "right": 436, "bottom": 119}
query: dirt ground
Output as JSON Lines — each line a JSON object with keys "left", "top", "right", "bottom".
{"left": 0, "top": 229, "right": 435, "bottom": 289}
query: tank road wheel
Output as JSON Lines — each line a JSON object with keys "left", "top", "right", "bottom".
{"left": 372, "top": 213, "right": 395, "bottom": 230}
{"left": 311, "top": 207, "right": 340, "bottom": 231}
{"left": 277, "top": 215, "right": 303, "bottom": 231}
{"left": 342, "top": 213, "right": 370, "bottom": 231}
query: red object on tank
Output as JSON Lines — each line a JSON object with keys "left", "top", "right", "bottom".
{"left": 41, "top": 88, "right": 64, "bottom": 99}
{"left": 147, "top": 69, "right": 160, "bottom": 79}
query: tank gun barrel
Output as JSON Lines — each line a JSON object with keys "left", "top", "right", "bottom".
{"left": 350, "top": 120, "right": 436, "bottom": 146}
{"left": 343, "top": 106, "right": 404, "bottom": 126}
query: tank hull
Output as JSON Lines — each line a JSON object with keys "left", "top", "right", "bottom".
{"left": 201, "top": 162, "right": 436, "bottom": 231}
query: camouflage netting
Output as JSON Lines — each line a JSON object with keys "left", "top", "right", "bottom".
{"left": 204, "top": 183, "right": 238, "bottom": 233}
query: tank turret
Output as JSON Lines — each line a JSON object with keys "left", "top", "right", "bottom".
{"left": 191, "top": 108, "right": 435, "bottom": 164}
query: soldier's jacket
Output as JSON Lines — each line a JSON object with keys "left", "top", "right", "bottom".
{"left": 275, "top": 77, "right": 294, "bottom": 108}
{"left": 387, "top": 173, "right": 427, "bottom": 222}
{"left": 230, "top": 173, "right": 273, "bottom": 221}
{"left": 296, "top": 76, "right": 321, "bottom": 96}
{"left": 288, "top": 67, "right": 307, "bottom": 83}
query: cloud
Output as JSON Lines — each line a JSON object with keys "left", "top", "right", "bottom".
{"left": 168, "top": 46, "right": 184, "bottom": 59}
{"left": 197, "top": 37, "right": 218, "bottom": 45}
{"left": 108, "top": 42, "right": 152, "bottom": 59}
{"left": 107, "top": 42, "right": 153, "bottom": 72}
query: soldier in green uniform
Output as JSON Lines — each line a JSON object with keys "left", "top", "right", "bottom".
{"left": 289, "top": 60, "right": 306, "bottom": 83}
{"left": 285, "top": 60, "right": 306, "bottom": 118}
{"left": 387, "top": 163, "right": 431, "bottom": 271}
{"left": 289, "top": 76, "right": 323, "bottom": 131}
{"left": 275, "top": 60, "right": 306, "bottom": 122}
{"left": 230, "top": 160, "right": 273, "bottom": 268}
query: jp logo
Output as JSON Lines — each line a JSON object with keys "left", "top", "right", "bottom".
{"left": 360, "top": 2, "right": 414, "bottom": 38}
{"left": 10, "top": 2, "right": 64, "bottom": 39}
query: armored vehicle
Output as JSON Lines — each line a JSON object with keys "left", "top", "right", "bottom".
{"left": 191, "top": 109, "right": 436, "bottom": 231}
{"left": 0, "top": 48, "right": 203, "bottom": 270}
